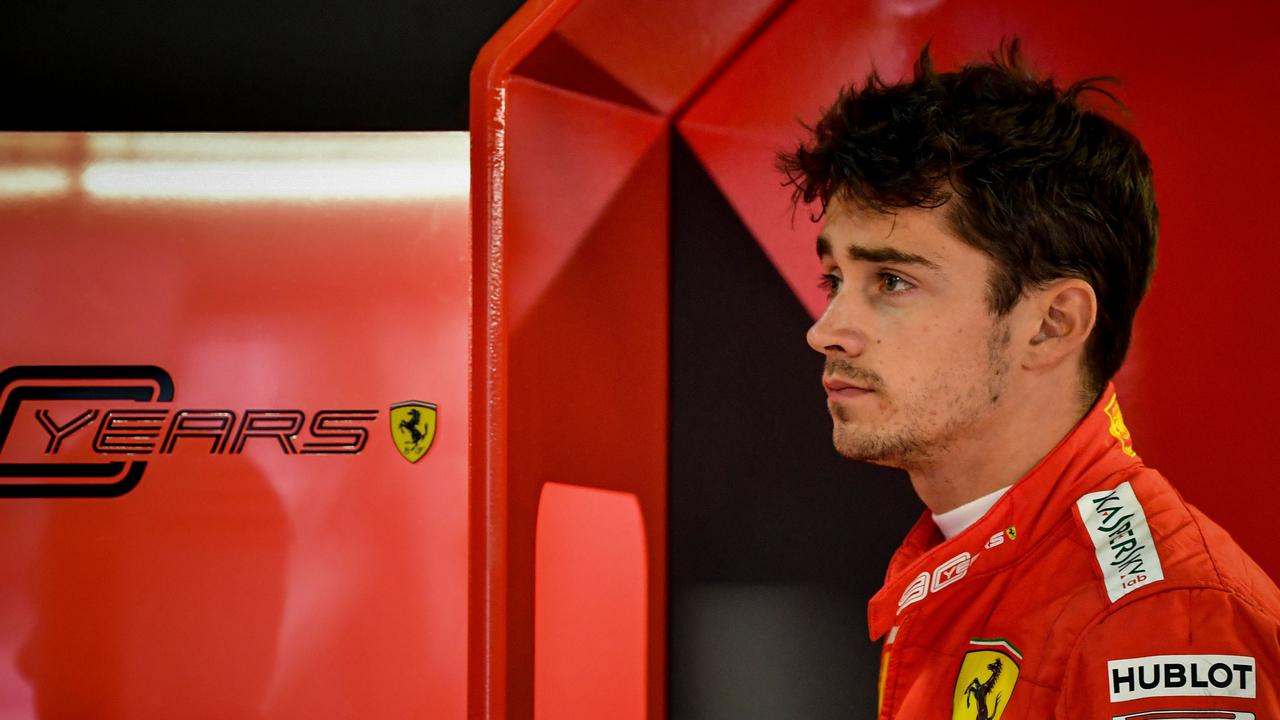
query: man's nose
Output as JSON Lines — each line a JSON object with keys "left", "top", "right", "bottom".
{"left": 806, "top": 299, "right": 868, "bottom": 357}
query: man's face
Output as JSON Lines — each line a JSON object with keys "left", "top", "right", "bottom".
{"left": 807, "top": 200, "right": 1013, "bottom": 469}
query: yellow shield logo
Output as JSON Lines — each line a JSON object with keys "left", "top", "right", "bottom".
{"left": 390, "top": 400, "right": 437, "bottom": 464}
{"left": 952, "top": 643, "right": 1020, "bottom": 720}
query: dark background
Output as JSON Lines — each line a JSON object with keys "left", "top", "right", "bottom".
{"left": 0, "top": 0, "right": 523, "bottom": 130}
{"left": 668, "top": 135, "right": 919, "bottom": 718}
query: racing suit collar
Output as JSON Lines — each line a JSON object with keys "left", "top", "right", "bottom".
{"left": 867, "top": 382, "right": 1143, "bottom": 640}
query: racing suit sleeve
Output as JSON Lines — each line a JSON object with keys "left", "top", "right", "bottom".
{"left": 1055, "top": 586, "right": 1280, "bottom": 718}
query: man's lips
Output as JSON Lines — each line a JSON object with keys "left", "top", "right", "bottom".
{"left": 823, "top": 377, "right": 873, "bottom": 399}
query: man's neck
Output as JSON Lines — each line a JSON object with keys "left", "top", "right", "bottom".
{"left": 905, "top": 381, "right": 1090, "bottom": 515}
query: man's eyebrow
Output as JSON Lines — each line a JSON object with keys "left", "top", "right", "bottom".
{"left": 848, "top": 244, "right": 940, "bottom": 270}
{"left": 816, "top": 234, "right": 941, "bottom": 270}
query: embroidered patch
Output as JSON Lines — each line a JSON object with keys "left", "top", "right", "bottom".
{"left": 897, "top": 552, "right": 979, "bottom": 615}
{"left": 952, "top": 640, "right": 1021, "bottom": 720}
{"left": 1108, "top": 654, "right": 1256, "bottom": 702}
{"left": 1077, "top": 481, "right": 1164, "bottom": 602}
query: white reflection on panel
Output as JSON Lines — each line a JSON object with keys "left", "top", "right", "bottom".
{"left": 0, "top": 133, "right": 469, "bottom": 203}
{"left": 83, "top": 159, "right": 468, "bottom": 201}
{"left": 87, "top": 133, "right": 460, "bottom": 161}
{"left": 0, "top": 167, "right": 72, "bottom": 200}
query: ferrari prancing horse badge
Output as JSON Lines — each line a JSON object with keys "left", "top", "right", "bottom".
{"left": 952, "top": 639, "right": 1021, "bottom": 720}
{"left": 390, "top": 400, "right": 437, "bottom": 464}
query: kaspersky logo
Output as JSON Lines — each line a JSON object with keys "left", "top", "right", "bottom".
{"left": 0, "top": 365, "right": 437, "bottom": 499}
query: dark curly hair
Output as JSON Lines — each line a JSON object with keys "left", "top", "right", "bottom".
{"left": 779, "top": 40, "right": 1158, "bottom": 399}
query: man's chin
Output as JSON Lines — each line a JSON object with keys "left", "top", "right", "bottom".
{"left": 832, "top": 426, "right": 912, "bottom": 468}
{"left": 837, "top": 449, "right": 908, "bottom": 470}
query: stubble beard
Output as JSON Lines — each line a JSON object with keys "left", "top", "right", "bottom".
{"left": 829, "top": 319, "right": 1011, "bottom": 470}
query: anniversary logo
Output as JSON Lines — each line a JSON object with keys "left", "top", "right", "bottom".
{"left": 0, "top": 365, "right": 437, "bottom": 498}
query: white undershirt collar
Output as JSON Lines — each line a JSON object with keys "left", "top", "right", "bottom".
{"left": 932, "top": 484, "right": 1013, "bottom": 541}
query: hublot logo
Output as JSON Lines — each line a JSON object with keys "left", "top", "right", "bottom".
{"left": 1107, "top": 654, "right": 1256, "bottom": 702}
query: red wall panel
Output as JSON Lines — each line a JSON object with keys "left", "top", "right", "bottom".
{"left": 0, "top": 133, "right": 470, "bottom": 719}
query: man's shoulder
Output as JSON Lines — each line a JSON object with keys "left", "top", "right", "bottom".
{"left": 1053, "top": 582, "right": 1280, "bottom": 713}
{"left": 1029, "top": 466, "right": 1280, "bottom": 706}
{"left": 1024, "top": 462, "right": 1280, "bottom": 640}
{"left": 1123, "top": 465, "right": 1280, "bottom": 618}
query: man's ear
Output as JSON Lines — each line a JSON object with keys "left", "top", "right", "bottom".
{"left": 1025, "top": 279, "right": 1097, "bottom": 368}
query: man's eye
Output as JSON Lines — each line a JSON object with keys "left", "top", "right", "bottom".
{"left": 818, "top": 273, "right": 841, "bottom": 298}
{"left": 878, "top": 272, "right": 913, "bottom": 294}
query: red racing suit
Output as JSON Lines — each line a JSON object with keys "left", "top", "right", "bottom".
{"left": 870, "top": 385, "right": 1280, "bottom": 718}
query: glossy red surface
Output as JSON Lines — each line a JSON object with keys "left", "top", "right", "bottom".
{"left": 503, "top": 76, "right": 666, "bottom": 326}
{"left": 0, "top": 134, "right": 470, "bottom": 718}
{"left": 471, "top": 1, "right": 792, "bottom": 716}
{"left": 534, "top": 483, "right": 646, "bottom": 720}
{"left": 554, "top": 0, "right": 782, "bottom": 114}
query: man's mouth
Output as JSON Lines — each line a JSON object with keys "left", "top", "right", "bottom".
{"left": 823, "top": 376, "right": 874, "bottom": 400}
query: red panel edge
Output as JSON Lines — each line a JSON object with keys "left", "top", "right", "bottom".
{"left": 469, "top": 3, "right": 584, "bottom": 718}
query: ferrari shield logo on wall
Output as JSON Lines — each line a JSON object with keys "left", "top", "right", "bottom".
{"left": 952, "top": 640, "right": 1021, "bottom": 720}
{"left": 390, "top": 400, "right": 437, "bottom": 464}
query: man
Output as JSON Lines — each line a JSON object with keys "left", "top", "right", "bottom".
{"left": 780, "top": 42, "right": 1280, "bottom": 717}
